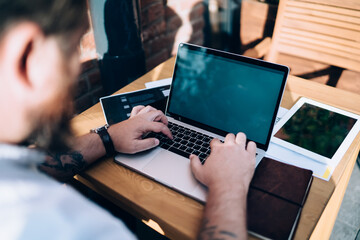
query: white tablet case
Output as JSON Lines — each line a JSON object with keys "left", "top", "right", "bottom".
{"left": 272, "top": 97, "right": 360, "bottom": 165}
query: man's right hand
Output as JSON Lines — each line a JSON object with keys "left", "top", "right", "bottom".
{"left": 190, "top": 132, "right": 256, "bottom": 193}
{"left": 189, "top": 133, "right": 257, "bottom": 240}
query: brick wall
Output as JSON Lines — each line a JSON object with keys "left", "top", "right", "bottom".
{"left": 75, "top": 0, "right": 205, "bottom": 113}
{"left": 141, "top": 0, "right": 205, "bottom": 70}
{"left": 75, "top": 8, "right": 103, "bottom": 114}
{"left": 75, "top": 59, "right": 103, "bottom": 113}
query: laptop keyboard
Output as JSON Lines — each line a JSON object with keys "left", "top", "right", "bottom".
{"left": 146, "top": 122, "right": 214, "bottom": 163}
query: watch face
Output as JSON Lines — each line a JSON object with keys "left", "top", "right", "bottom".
{"left": 97, "top": 126, "right": 106, "bottom": 132}
{"left": 91, "top": 124, "right": 109, "bottom": 133}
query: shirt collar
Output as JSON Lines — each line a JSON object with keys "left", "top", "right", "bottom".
{"left": 0, "top": 144, "right": 45, "bottom": 166}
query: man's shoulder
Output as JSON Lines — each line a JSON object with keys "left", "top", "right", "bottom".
{"left": 0, "top": 164, "right": 136, "bottom": 240}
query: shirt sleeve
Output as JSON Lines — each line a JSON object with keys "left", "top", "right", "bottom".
{"left": 0, "top": 168, "right": 137, "bottom": 240}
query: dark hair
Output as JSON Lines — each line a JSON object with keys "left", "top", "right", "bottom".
{"left": 0, "top": 0, "right": 88, "bottom": 39}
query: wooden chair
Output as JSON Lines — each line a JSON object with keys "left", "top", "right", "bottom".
{"left": 244, "top": 0, "right": 360, "bottom": 86}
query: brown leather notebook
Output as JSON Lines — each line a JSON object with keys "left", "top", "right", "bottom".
{"left": 247, "top": 157, "right": 313, "bottom": 240}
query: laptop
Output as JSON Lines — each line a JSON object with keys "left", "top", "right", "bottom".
{"left": 114, "top": 43, "right": 289, "bottom": 202}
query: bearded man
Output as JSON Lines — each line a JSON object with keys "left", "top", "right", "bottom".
{"left": 0, "top": 0, "right": 256, "bottom": 239}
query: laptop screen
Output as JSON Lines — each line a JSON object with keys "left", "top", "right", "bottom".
{"left": 167, "top": 43, "right": 288, "bottom": 149}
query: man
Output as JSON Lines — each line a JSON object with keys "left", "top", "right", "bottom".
{"left": 0, "top": 0, "right": 256, "bottom": 239}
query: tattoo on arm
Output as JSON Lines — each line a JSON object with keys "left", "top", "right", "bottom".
{"left": 199, "top": 219, "right": 238, "bottom": 240}
{"left": 38, "top": 151, "right": 86, "bottom": 182}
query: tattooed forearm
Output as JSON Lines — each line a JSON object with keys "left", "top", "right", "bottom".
{"left": 38, "top": 151, "right": 86, "bottom": 182}
{"left": 199, "top": 219, "right": 238, "bottom": 240}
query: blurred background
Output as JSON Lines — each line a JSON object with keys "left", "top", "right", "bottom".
{"left": 77, "top": 0, "right": 360, "bottom": 113}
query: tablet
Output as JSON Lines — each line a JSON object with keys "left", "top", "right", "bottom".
{"left": 272, "top": 97, "right": 360, "bottom": 165}
{"left": 100, "top": 85, "right": 170, "bottom": 125}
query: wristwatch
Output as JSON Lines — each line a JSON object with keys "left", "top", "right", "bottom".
{"left": 90, "top": 124, "right": 115, "bottom": 157}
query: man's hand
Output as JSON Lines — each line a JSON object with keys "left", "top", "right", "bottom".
{"left": 38, "top": 106, "right": 171, "bottom": 181}
{"left": 189, "top": 132, "right": 257, "bottom": 240}
{"left": 107, "top": 105, "right": 172, "bottom": 154}
{"left": 190, "top": 132, "right": 256, "bottom": 191}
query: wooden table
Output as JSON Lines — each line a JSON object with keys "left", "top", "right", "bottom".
{"left": 71, "top": 57, "right": 360, "bottom": 240}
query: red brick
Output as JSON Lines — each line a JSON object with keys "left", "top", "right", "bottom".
{"left": 87, "top": 69, "right": 102, "bottom": 88}
{"left": 146, "top": 49, "right": 169, "bottom": 71}
{"left": 142, "top": 20, "right": 166, "bottom": 42}
{"left": 166, "top": 15, "right": 183, "bottom": 33}
{"left": 75, "top": 77, "right": 89, "bottom": 99}
{"left": 81, "top": 59, "right": 97, "bottom": 73}
{"left": 90, "top": 86, "right": 104, "bottom": 104}
{"left": 189, "top": 2, "right": 205, "bottom": 20}
{"left": 143, "top": 41, "right": 153, "bottom": 57}
{"left": 143, "top": 36, "right": 168, "bottom": 57}
{"left": 141, "top": 2, "right": 165, "bottom": 27}
{"left": 153, "top": 36, "right": 170, "bottom": 55}
{"left": 189, "top": 31, "right": 204, "bottom": 45}
{"left": 191, "top": 18, "right": 205, "bottom": 33}
{"left": 165, "top": 5, "right": 177, "bottom": 19}
{"left": 75, "top": 94, "right": 92, "bottom": 113}
{"left": 141, "top": 0, "right": 162, "bottom": 8}
{"left": 144, "top": 35, "right": 171, "bottom": 57}
{"left": 164, "top": 30, "right": 177, "bottom": 44}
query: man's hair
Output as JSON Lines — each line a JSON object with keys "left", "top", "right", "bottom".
{"left": 0, "top": 0, "right": 88, "bottom": 152}
{"left": 0, "top": 0, "right": 88, "bottom": 39}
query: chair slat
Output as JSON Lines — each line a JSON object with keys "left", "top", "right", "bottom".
{"left": 285, "top": 6, "right": 360, "bottom": 24}
{"left": 279, "top": 32, "right": 360, "bottom": 55}
{"left": 292, "top": 0, "right": 360, "bottom": 11}
{"left": 277, "top": 44, "right": 360, "bottom": 70}
{"left": 282, "top": 18, "right": 360, "bottom": 41}
{"left": 281, "top": 27, "right": 360, "bottom": 49}
{"left": 286, "top": 0, "right": 360, "bottom": 17}
{"left": 278, "top": 38, "right": 360, "bottom": 61}
{"left": 283, "top": 12, "right": 360, "bottom": 31}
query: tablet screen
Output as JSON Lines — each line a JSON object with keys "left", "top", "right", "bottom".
{"left": 274, "top": 103, "right": 357, "bottom": 158}
{"left": 101, "top": 86, "right": 169, "bottom": 125}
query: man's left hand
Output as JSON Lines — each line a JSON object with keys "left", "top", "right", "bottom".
{"left": 107, "top": 106, "right": 172, "bottom": 154}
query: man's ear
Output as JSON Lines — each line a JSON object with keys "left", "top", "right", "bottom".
{"left": 0, "top": 22, "right": 45, "bottom": 95}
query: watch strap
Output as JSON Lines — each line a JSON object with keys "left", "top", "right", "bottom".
{"left": 92, "top": 125, "right": 115, "bottom": 157}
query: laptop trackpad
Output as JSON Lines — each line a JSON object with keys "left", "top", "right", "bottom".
{"left": 142, "top": 150, "right": 199, "bottom": 192}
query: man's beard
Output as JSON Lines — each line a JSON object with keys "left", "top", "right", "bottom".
{"left": 21, "top": 57, "right": 79, "bottom": 154}
{"left": 23, "top": 103, "right": 74, "bottom": 153}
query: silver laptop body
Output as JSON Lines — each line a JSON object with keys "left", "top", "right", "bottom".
{"left": 114, "top": 43, "right": 289, "bottom": 202}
